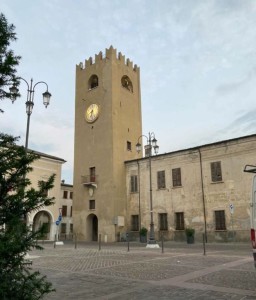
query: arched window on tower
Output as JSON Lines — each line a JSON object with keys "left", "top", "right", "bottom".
{"left": 121, "top": 75, "right": 133, "bottom": 92}
{"left": 88, "top": 75, "right": 99, "bottom": 90}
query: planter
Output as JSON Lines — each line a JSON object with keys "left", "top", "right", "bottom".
{"left": 185, "top": 227, "right": 195, "bottom": 244}
{"left": 140, "top": 235, "right": 147, "bottom": 243}
{"left": 186, "top": 235, "right": 194, "bottom": 244}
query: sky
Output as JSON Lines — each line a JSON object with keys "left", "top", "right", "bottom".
{"left": 1, "top": 0, "right": 256, "bottom": 184}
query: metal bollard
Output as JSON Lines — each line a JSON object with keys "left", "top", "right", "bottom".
{"left": 54, "top": 234, "right": 56, "bottom": 248}
{"left": 75, "top": 233, "right": 77, "bottom": 249}
{"left": 99, "top": 234, "right": 101, "bottom": 251}
{"left": 161, "top": 234, "right": 164, "bottom": 254}
{"left": 127, "top": 233, "right": 130, "bottom": 252}
{"left": 203, "top": 233, "right": 206, "bottom": 255}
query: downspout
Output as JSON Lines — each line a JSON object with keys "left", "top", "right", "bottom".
{"left": 198, "top": 148, "right": 207, "bottom": 242}
{"left": 137, "top": 160, "right": 141, "bottom": 232}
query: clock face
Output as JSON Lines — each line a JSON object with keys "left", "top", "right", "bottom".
{"left": 85, "top": 104, "right": 99, "bottom": 123}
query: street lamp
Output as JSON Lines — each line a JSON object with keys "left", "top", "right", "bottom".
{"left": 9, "top": 78, "right": 52, "bottom": 150}
{"left": 136, "top": 132, "right": 159, "bottom": 248}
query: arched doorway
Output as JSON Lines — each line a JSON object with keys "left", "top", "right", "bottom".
{"left": 33, "top": 211, "right": 51, "bottom": 240}
{"left": 86, "top": 214, "right": 98, "bottom": 241}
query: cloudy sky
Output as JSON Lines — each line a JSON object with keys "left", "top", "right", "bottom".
{"left": 1, "top": 0, "right": 256, "bottom": 184}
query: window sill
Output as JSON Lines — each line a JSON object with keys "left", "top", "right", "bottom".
{"left": 211, "top": 181, "right": 224, "bottom": 184}
{"left": 157, "top": 188, "right": 166, "bottom": 191}
{"left": 172, "top": 185, "right": 182, "bottom": 189}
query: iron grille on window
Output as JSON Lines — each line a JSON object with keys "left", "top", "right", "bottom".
{"left": 127, "top": 141, "right": 132, "bottom": 151}
{"left": 130, "top": 175, "right": 138, "bottom": 193}
{"left": 172, "top": 168, "right": 181, "bottom": 187}
{"left": 175, "top": 212, "right": 185, "bottom": 230}
{"left": 211, "top": 161, "right": 222, "bottom": 182}
{"left": 215, "top": 210, "right": 226, "bottom": 230}
{"left": 131, "top": 215, "right": 139, "bottom": 231}
{"left": 159, "top": 213, "right": 168, "bottom": 230}
{"left": 157, "top": 170, "right": 166, "bottom": 189}
{"left": 63, "top": 190, "right": 68, "bottom": 199}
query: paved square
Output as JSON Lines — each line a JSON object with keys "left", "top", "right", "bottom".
{"left": 28, "top": 242, "right": 256, "bottom": 299}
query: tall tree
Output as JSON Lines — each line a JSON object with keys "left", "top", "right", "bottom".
{"left": 0, "top": 133, "right": 55, "bottom": 299}
{"left": 0, "top": 13, "right": 20, "bottom": 111}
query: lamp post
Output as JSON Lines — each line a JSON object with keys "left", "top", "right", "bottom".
{"left": 9, "top": 78, "right": 51, "bottom": 150}
{"left": 136, "top": 132, "right": 159, "bottom": 248}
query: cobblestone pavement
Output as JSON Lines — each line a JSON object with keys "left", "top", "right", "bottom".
{"left": 28, "top": 241, "right": 256, "bottom": 300}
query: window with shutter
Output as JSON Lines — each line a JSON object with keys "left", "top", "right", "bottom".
{"left": 215, "top": 210, "right": 226, "bottom": 230}
{"left": 175, "top": 212, "right": 185, "bottom": 230}
{"left": 211, "top": 162, "right": 222, "bottom": 182}
{"left": 131, "top": 215, "right": 139, "bottom": 231}
{"left": 159, "top": 213, "right": 168, "bottom": 230}
{"left": 172, "top": 168, "right": 181, "bottom": 187}
{"left": 157, "top": 171, "right": 166, "bottom": 189}
{"left": 130, "top": 175, "right": 138, "bottom": 193}
{"left": 62, "top": 205, "right": 67, "bottom": 217}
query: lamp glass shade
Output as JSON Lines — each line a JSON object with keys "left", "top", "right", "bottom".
{"left": 43, "top": 91, "right": 51, "bottom": 108}
{"left": 152, "top": 137, "right": 157, "bottom": 147}
{"left": 154, "top": 145, "right": 159, "bottom": 154}
{"left": 136, "top": 142, "right": 142, "bottom": 153}
{"left": 26, "top": 101, "right": 34, "bottom": 115}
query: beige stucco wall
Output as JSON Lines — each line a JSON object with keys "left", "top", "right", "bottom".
{"left": 73, "top": 47, "right": 142, "bottom": 242}
{"left": 27, "top": 155, "right": 64, "bottom": 241}
{"left": 126, "top": 135, "right": 256, "bottom": 242}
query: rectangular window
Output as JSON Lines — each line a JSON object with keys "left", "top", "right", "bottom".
{"left": 62, "top": 205, "right": 67, "bottom": 217}
{"left": 157, "top": 171, "right": 166, "bottom": 189}
{"left": 130, "top": 175, "right": 138, "bottom": 193}
{"left": 70, "top": 206, "right": 72, "bottom": 217}
{"left": 175, "top": 212, "right": 185, "bottom": 230}
{"left": 215, "top": 210, "right": 226, "bottom": 230}
{"left": 63, "top": 190, "right": 68, "bottom": 199}
{"left": 70, "top": 224, "right": 73, "bottom": 233}
{"left": 172, "top": 168, "right": 181, "bottom": 187}
{"left": 90, "top": 167, "right": 96, "bottom": 182}
{"left": 70, "top": 192, "right": 73, "bottom": 199}
{"left": 131, "top": 215, "right": 139, "bottom": 231}
{"left": 159, "top": 213, "right": 168, "bottom": 231}
{"left": 61, "top": 223, "right": 66, "bottom": 234}
{"left": 127, "top": 141, "right": 132, "bottom": 151}
{"left": 211, "top": 162, "right": 222, "bottom": 182}
{"left": 89, "top": 200, "right": 95, "bottom": 210}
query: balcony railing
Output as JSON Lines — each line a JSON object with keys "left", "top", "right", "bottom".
{"left": 81, "top": 175, "right": 98, "bottom": 187}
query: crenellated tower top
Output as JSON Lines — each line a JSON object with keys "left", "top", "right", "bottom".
{"left": 78, "top": 45, "right": 139, "bottom": 72}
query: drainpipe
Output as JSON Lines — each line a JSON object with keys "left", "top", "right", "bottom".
{"left": 198, "top": 148, "right": 207, "bottom": 242}
{"left": 137, "top": 160, "right": 141, "bottom": 232}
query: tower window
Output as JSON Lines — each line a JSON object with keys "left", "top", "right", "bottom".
{"left": 90, "top": 167, "right": 96, "bottom": 182}
{"left": 127, "top": 141, "right": 132, "bottom": 151}
{"left": 88, "top": 75, "right": 98, "bottom": 90}
{"left": 89, "top": 200, "right": 95, "bottom": 210}
{"left": 121, "top": 75, "right": 133, "bottom": 92}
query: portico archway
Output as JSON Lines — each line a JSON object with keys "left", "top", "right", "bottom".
{"left": 86, "top": 214, "right": 98, "bottom": 241}
{"left": 33, "top": 211, "right": 52, "bottom": 240}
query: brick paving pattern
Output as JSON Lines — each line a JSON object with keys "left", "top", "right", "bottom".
{"left": 28, "top": 242, "right": 256, "bottom": 299}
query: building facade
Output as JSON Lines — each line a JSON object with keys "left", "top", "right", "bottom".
{"left": 72, "top": 47, "right": 254, "bottom": 243}
{"left": 126, "top": 135, "right": 256, "bottom": 242}
{"left": 73, "top": 46, "right": 142, "bottom": 242}
{"left": 60, "top": 181, "right": 73, "bottom": 240}
{"left": 27, "top": 151, "right": 66, "bottom": 241}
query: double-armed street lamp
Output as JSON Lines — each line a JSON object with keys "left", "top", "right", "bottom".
{"left": 136, "top": 132, "right": 159, "bottom": 248}
{"left": 9, "top": 78, "right": 52, "bottom": 150}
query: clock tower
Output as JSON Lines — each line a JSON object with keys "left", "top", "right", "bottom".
{"left": 73, "top": 46, "right": 142, "bottom": 242}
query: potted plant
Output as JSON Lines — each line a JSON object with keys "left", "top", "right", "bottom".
{"left": 139, "top": 227, "right": 148, "bottom": 243}
{"left": 185, "top": 227, "right": 195, "bottom": 244}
